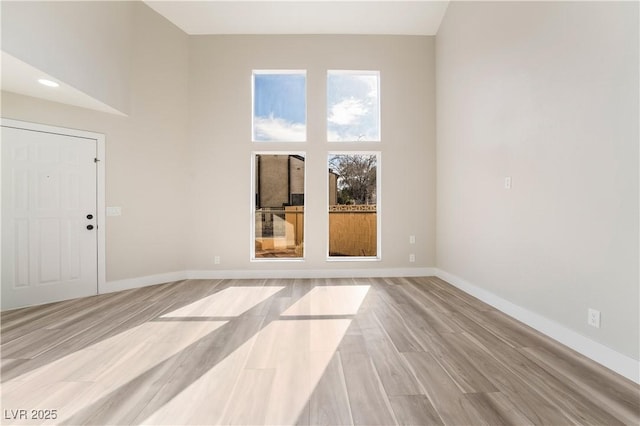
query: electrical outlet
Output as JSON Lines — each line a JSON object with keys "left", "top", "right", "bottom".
{"left": 214, "top": 256, "right": 221, "bottom": 265}
{"left": 504, "top": 176, "right": 512, "bottom": 189}
{"left": 409, "top": 235, "right": 416, "bottom": 244}
{"left": 588, "top": 308, "right": 600, "bottom": 328}
{"left": 409, "top": 254, "right": 415, "bottom": 263}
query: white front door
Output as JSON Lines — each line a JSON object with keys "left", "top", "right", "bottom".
{"left": 2, "top": 124, "right": 99, "bottom": 310}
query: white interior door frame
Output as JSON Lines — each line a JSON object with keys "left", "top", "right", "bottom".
{"left": 1, "top": 118, "right": 106, "bottom": 295}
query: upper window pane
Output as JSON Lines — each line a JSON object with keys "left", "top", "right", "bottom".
{"left": 253, "top": 71, "right": 306, "bottom": 142}
{"left": 327, "top": 71, "right": 380, "bottom": 142}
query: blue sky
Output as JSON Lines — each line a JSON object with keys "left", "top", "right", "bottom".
{"left": 253, "top": 73, "right": 306, "bottom": 141}
{"left": 327, "top": 72, "right": 380, "bottom": 141}
{"left": 252, "top": 71, "right": 380, "bottom": 142}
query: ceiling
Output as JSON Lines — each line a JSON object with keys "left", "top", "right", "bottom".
{"left": 144, "top": 1, "right": 450, "bottom": 36}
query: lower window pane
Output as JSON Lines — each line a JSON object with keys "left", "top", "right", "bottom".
{"left": 328, "top": 153, "right": 378, "bottom": 258}
{"left": 254, "top": 154, "right": 304, "bottom": 259}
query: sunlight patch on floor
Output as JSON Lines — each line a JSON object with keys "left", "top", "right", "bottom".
{"left": 2, "top": 320, "right": 227, "bottom": 425}
{"left": 161, "top": 286, "right": 285, "bottom": 318}
{"left": 282, "top": 285, "right": 370, "bottom": 316}
{"left": 2, "top": 284, "right": 368, "bottom": 425}
{"left": 139, "top": 319, "right": 352, "bottom": 425}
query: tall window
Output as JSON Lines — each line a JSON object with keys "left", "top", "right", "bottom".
{"left": 250, "top": 70, "right": 382, "bottom": 261}
{"left": 328, "top": 153, "right": 380, "bottom": 259}
{"left": 253, "top": 71, "right": 306, "bottom": 142}
{"left": 327, "top": 71, "right": 380, "bottom": 142}
{"left": 253, "top": 153, "right": 305, "bottom": 259}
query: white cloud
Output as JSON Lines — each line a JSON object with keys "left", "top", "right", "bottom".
{"left": 254, "top": 116, "right": 306, "bottom": 142}
{"left": 359, "top": 75, "right": 378, "bottom": 99}
{"left": 328, "top": 98, "right": 368, "bottom": 126}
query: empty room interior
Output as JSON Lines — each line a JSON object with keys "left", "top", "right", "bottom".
{"left": 1, "top": 1, "right": 638, "bottom": 425}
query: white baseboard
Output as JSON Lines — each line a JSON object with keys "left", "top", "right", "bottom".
{"left": 186, "top": 267, "right": 437, "bottom": 280}
{"left": 101, "top": 271, "right": 188, "bottom": 294}
{"left": 102, "top": 267, "right": 436, "bottom": 293}
{"left": 434, "top": 268, "right": 640, "bottom": 385}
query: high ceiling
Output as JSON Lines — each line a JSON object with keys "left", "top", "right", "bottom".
{"left": 143, "top": 1, "right": 450, "bottom": 36}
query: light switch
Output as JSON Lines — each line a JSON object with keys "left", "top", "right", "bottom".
{"left": 106, "top": 206, "right": 122, "bottom": 216}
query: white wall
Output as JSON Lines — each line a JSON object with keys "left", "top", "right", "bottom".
{"left": 1, "top": 1, "right": 134, "bottom": 114}
{"left": 1, "top": 2, "right": 190, "bottom": 283}
{"left": 187, "top": 35, "right": 436, "bottom": 273}
{"left": 436, "top": 1, "right": 639, "bottom": 362}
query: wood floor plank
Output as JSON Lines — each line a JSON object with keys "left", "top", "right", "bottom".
{"left": 363, "top": 334, "right": 423, "bottom": 397}
{"left": 1, "top": 328, "right": 72, "bottom": 359}
{"left": 388, "top": 394, "right": 443, "bottom": 426}
{"left": 337, "top": 321, "right": 368, "bottom": 356}
{"left": 1, "top": 294, "right": 113, "bottom": 343}
{"left": 373, "top": 302, "right": 426, "bottom": 353}
{"left": 220, "top": 368, "right": 276, "bottom": 425}
{"left": 402, "top": 351, "right": 483, "bottom": 425}
{"left": 402, "top": 278, "right": 456, "bottom": 313}
{"left": 520, "top": 345, "right": 640, "bottom": 425}
{"left": 340, "top": 351, "right": 398, "bottom": 425}
{"left": 425, "top": 332, "right": 499, "bottom": 394}
{"left": 442, "top": 330, "right": 576, "bottom": 425}
{"left": 424, "top": 276, "right": 495, "bottom": 312}
{"left": 264, "top": 350, "right": 335, "bottom": 425}
{"left": 464, "top": 392, "right": 534, "bottom": 426}
{"left": 454, "top": 318, "right": 628, "bottom": 425}
{"left": 308, "top": 352, "right": 353, "bottom": 426}
{"left": 360, "top": 310, "right": 423, "bottom": 397}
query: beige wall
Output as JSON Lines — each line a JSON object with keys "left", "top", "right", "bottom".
{"left": 1, "top": 2, "right": 190, "bottom": 283}
{"left": 187, "top": 35, "right": 436, "bottom": 271}
{"left": 436, "top": 2, "right": 639, "bottom": 360}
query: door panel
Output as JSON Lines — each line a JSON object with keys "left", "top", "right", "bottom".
{"left": 2, "top": 126, "right": 98, "bottom": 310}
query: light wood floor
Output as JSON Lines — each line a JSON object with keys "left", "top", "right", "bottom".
{"left": 1, "top": 277, "right": 638, "bottom": 425}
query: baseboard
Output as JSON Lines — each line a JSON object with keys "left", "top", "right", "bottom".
{"left": 434, "top": 268, "right": 640, "bottom": 385}
{"left": 102, "top": 267, "right": 436, "bottom": 293}
{"left": 186, "top": 267, "right": 437, "bottom": 280}
{"left": 101, "top": 271, "right": 188, "bottom": 294}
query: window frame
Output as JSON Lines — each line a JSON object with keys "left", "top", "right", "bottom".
{"left": 327, "top": 151, "right": 382, "bottom": 261}
{"left": 251, "top": 151, "right": 307, "bottom": 262}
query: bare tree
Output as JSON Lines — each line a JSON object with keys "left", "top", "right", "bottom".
{"left": 329, "top": 154, "right": 377, "bottom": 205}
